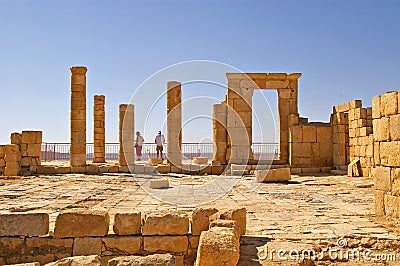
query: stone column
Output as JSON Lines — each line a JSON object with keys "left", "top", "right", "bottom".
{"left": 166, "top": 81, "right": 182, "bottom": 166}
{"left": 212, "top": 103, "right": 227, "bottom": 164}
{"left": 226, "top": 77, "right": 254, "bottom": 164}
{"left": 119, "top": 104, "right": 135, "bottom": 166}
{"left": 70, "top": 66, "right": 87, "bottom": 167}
{"left": 93, "top": 95, "right": 105, "bottom": 163}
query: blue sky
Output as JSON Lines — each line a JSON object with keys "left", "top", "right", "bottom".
{"left": 0, "top": 0, "right": 399, "bottom": 143}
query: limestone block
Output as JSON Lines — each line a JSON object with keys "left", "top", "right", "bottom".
{"left": 390, "top": 114, "right": 400, "bottom": 141}
{"left": 113, "top": 212, "right": 141, "bottom": 235}
{"left": 102, "top": 236, "right": 141, "bottom": 255}
{"left": 54, "top": 209, "right": 110, "bottom": 238}
{"left": 72, "top": 237, "right": 102, "bottom": 256}
{"left": 22, "top": 131, "right": 42, "bottom": 144}
{"left": 10, "top": 132, "right": 22, "bottom": 145}
{"left": 266, "top": 80, "right": 289, "bottom": 89}
{"left": 193, "top": 157, "right": 208, "bottom": 165}
{"left": 195, "top": 227, "right": 240, "bottom": 266}
{"left": 0, "top": 213, "right": 49, "bottom": 236}
{"left": 211, "top": 207, "right": 246, "bottom": 237}
{"left": 347, "top": 159, "right": 361, "bottom": 177}
{"left": 209, "top": 219, "right": 240, "bottom": 239}
{"left": 291, "top": 142, "right": 312, "bottom": 158}
{"left": 384, "top": 195, "right": 399, "bottom": 218}
{"left": 256, "top": 168, "right": 291, "bottom": 183}
{"left": 382, "top": 91, "right": 398, "bottom": 116}
{"left": 373, "top": 117, "right": 390, "bottom": 141}
{"left": 372, "top": 96, "right": 381, "bottom": 119}
{"left": 334, "top": 102, "right": 350, "bottom": 113}
{"left": 191, "top": 207, "right": 218, "bottom": 235}
{"left": 373, "top": 166, "right": 391, "bottom": 192}
{"left": 44, "top": 255, "right": 102, "bottom": 266}
{"left": 317, "top": 127, "right": 332, "bottom": 143}
{"left": 142, "top": 211, "right": 189, "bottom": 235}
{"left": 289, "top": 126, "right": 302, "bottom": 143}
{"left": 149, "top": 178, "right": 169, "bottom": 189}
{"left": 391, "top": 168, "right": 400, "bottom": 196}
{"left": 375, "top": 190, "right": 386, "bottom": 216}
{"left": 108, "top": 254, "right": 176, "bottom": 266}
{"left": 143, "top": 236, "right": 188, "bottom": 253}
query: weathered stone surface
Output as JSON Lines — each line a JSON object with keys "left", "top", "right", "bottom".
{"left": 72, "top": 237, "right": 102, "bottom": 256}
{"left": 142, "top": 211, "right": 189, "bottom": 235}
{"left": 209, "top": 219, "right": 240, "bottom": 238}
{"left": 347, "top": 159, "right": 361, "bottom": 177}
{"left": 193, "top": 157, "right": 208, "bottom": 164}
{"left": 211, "top": 208, "right": 246, "bottom": 237}
{"left": 195, "top": 227, "right": 240, "bottom": 266}
{"left": 373, "top": 166, "right": 391, "bottom": 192}
{"left": 54, "top": 209, "right": 110, "bottom": 238}
{"left": 102, "top": 236, "right": 141, "bottom": 255}
{"left": 113, "top": 212, "right": 141, "bottom": 235}
{"left": 108, "top": 254, "right": 176, "bottom": 266}
{"left": 43, "top": 255, "right": 102, "bottom": 266}
{"left": 374, "top": 190, "right": 385, "bottom": 216}
{"left": 256, "top": 168, "right": 291, "bottom": 183}
{"left": 0, "top": 213, "right": 49, "bottom": 236}
{"left": 390, "top": 114, "right": 400, "bottom": 141}
{"left": 149, "top": 178, "right": 169, "bottom": 189}
{"left": 191, "top": 207, "right": 218, "bottom": 235}
{"left": 143, "top": 236, "right": 188, "bottom": 253}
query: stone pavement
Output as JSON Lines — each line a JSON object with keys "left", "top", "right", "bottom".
{"left": 1, "top": 173, "right": 400, "bottom": 265}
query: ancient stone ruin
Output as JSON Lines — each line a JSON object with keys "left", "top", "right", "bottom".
{"left": 1, "top": 66, "right": 400, "bottom": 265}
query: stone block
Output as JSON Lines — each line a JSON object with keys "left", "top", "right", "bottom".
{"left": 195, "top": 227, "right": 239, "bottom": 266}
{"left": 373, "top": 117, "right": 390, "bottom": 141}
{"left": 73, "top": 237, "right": 102, "bottom": 256}
{"left": 317, "top": 126, "right": 332, "bottom": 143}
{"left": 21, "top": 131, "right": 42, "bottom": 144}
{"left": 143, "top": 236, "right": 188, "bottom": 253}
{"left": 382, "top": 91, "right": 398, "bottom": 116}
{"left": 113, "top": 212, "right": 141, "bottom": 235}
{"left": 0, "top": 213, "right": 49, "bottom": 236}
{"left": 289, "top": 126, "right": 302, "bottom": 143}
{"left": 108, "top": 254, "right": 176, "bottom": 266}
{"left": 372, "top": 96, "right": 381, "bottom": 119}
{"left": 256, "top": 168, "right": 291, "bottom": 183}
{"left": 390, "top": 114, "right": 400, "bottom": 141}
{"left": 149, "top": 158, "right": 163, "bottom": 166}
{"left": 191, "top": 207, "right": 218, "bottom": 235}
{"left": 209, "top": 219, "right": 240, "bottom": 239}
{"left": 142, "top": 211, "right": 189, "bottom": 235}
{"left": 392, "top": 168, "right": 400, "bottom": 196}
{"left": 193, "top": 157, "right": 208, "bottom": 164}
{"left": 149, "top": 178, "right": 169, "bottom": 189}
{"left": 291, "top": 142, "right": 312, "bottom": 158}
{"left": 347, "top": 159, "right": 361, "bottom": 177}
{"left": 102, "top": 236, "right": 141, "bottom": 255}
{"left": 10, "top": 132, "right": 22, "bottom": 145}
{"left": 373, "top": 166, "right": 391, "bottom": 192}
{"left": 54, "top": 209, "right": 110, "bottom": 238}
{"left": 212, "top": 165, "right": 224, "bottom": 175}
{"left": 212, "top": 207, "right": 246, "bottom": 237}
{"left": 384, "top": 195, "right": 399, "bottom": 218}
{"left": 44, "top": 255, "right": 102, "bottom": 266}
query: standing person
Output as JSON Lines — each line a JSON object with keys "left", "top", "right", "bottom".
{"left": 155, "top": 130, "right": 165, "bottom": 159}
{"left": 135, "top": 131, "right": 144, "bottom": 161}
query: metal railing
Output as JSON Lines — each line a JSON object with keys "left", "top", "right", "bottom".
{"left": 41, "top": 142, "right": 278, "bottom": 161}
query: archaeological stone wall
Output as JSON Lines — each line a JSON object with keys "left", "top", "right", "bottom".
{"left": 289, "top": 123, "right": 333, "bottom": 174}
{"left": 0, "top": 207, "right": 245, "bottom": 266}
{"left": 0, "top": 131, "right": 42, "bottom": 177}
{"left": 372, "top": 90, "right": 400, "bottom": 219}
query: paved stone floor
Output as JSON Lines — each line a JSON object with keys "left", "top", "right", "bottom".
{"left": 1, "top": 172, "right": 400, "bottom": 265}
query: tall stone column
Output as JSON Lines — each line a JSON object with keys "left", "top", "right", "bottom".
{"left": 166, "top": 81, "right": 182, "bottom": 166}
{"left": 119, "top": 104, "right": 135, "bottom": 166}
{"left": 93, "top": 95, "right": 105, "bottom": 163}
{"left": 212, "top": 103, "right": 228, "bottom": 164}
{"left": 70, "top": 66, "right": 87, "bottom": 167}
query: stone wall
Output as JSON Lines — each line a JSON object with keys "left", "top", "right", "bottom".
{"left": 0, "top": 207, "right": 245, "bottom": 265}
{"left": 289, "top": 123, "right": 333, "bottom": 174}
{"left": 372, "top": 90, "right": 400, "bottom": 218}
{"left": 347, "top": 101, "right": 374, "bottom": 177}
{"left": 0, "top": 131, "right": 42, "bottom": 176}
